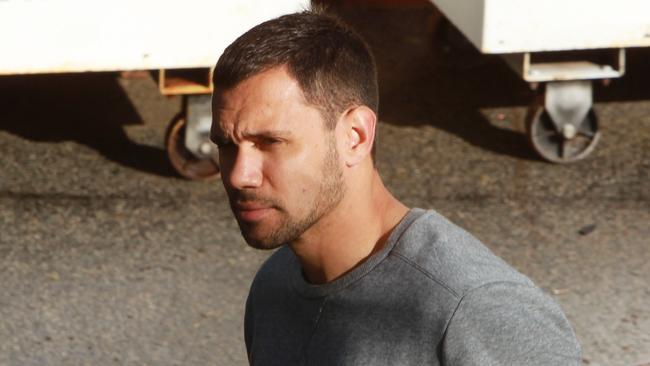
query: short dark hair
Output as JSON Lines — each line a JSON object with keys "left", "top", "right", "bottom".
{"left": 212, "top": 9, "right": 378, "bottom": 130}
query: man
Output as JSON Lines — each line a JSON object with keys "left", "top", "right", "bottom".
{"left": 210, "top": 9, "right": 581, "bottom": 366}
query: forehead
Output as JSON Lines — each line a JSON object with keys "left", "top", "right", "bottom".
{"left": 212, "top": 66, "right": 322, "bottom": 135}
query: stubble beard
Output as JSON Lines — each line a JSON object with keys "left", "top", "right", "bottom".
{"left": 233, "top": 137, "right": 345, "bottom": 250}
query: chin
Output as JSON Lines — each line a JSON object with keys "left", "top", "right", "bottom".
{"left": 236, "top": 215, "right": 289, "bottom": 250}
{"left": 239, "top": 224, "right": 282, "bottom": 250}
{"left": 243, "top": 235, "right": 285, "bottom": 251}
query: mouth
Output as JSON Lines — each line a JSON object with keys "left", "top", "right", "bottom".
{"left": 232, "top": 202, "right": 275, "bottom": 222}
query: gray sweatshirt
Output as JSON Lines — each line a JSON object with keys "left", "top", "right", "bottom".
{"left": 244, "top": 208, "right": 581, "bottom": 365}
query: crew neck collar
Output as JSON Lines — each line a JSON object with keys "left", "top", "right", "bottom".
{"left": 289, "top": 208, "right": 426, "bottom": 298}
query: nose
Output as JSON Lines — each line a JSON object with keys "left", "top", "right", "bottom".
{"left": 221, "top": 145, "right": 263, "bottom": 190}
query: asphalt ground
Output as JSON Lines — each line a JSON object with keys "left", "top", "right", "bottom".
{"left": 1, "top": 5, "right": 649, "bottom": 366}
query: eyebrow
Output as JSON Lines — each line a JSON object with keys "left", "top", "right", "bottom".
{"left": 210, "top": 129, "right": 293, "bottom": 144}
{"left": 241, "top": 130, "right": 293, "bottom": 140}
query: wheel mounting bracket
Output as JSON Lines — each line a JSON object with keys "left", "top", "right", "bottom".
{"left": 544, "top": 80, "right": 593, "bottom": 133}
{"left": 185, "top": 94, "right": 217, "bottom": 159}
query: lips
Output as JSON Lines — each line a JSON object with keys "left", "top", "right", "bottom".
{"left": 233, "top": 202, "right": 274, "bottom": 222}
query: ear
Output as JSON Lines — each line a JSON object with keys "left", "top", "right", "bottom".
{"left": 337, "top": 105, "right": 377, "bottom": 167}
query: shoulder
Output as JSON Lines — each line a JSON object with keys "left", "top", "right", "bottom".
{"left": 244, "top": 246, "right": 296, "bottom": 334}
{"left": 442, "top": 281, "right": 581, "bottom": 365}
{"left": 244, "top": 246, "right": 297, "bottom": 355}
{"left": 390, "top": 209, "right": 534, "bottom": 298}
{"left": 249, "top": 245, "right": 296, "bottom": 295}
{"left": 390, "top": 210, "right": 580, "bottom": 363}
{"left": 245, "top": 246, "right": 298, "bottom": 317}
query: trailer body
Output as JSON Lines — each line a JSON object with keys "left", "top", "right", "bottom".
{"left": 429, "top": 0, "right": 650, "bottom": 163}
{"left": 0, "top": 0, "right": 309, "bottom": 75}
{"left": 432, "top": 0, "right": 650, "bottom": 54}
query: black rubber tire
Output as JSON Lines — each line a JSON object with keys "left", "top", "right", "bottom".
{"left": 165, "top": 114, "right": 220, "bottom": 180}
{"left": 525, "top": 99, "right": 601, "bottom": 163}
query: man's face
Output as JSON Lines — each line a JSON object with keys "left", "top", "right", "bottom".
{"left": 211, "top": 66, "right": 344, "bottom": 250}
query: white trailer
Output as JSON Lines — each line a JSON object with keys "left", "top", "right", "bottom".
{"left": 430, "top": 0, "right": 650, "bottom": 162}
{"left": 0, "top": 0, "right": 309, "bottom": 179}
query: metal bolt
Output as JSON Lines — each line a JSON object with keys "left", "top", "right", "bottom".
{"left": 562, "top": 124, "right": 577, "bottom": 139}
{"left": 199, "top": 142, "right": 213, "bottom": 156}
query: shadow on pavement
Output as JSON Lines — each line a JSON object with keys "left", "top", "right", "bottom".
{"left": 334, "top": 4, "right": 650, "bottom": 161}
{"left": 596, "top": 47, "right": 650, "bottom": 103}
{"left": 0, "top": 72, "right": 177, "bottom": 177}
{"left": 332, "top": 4, "right": 538, "bottom": 161}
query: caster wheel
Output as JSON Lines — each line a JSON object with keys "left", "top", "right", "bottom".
{"left": 165, "top": 115, "right": 220, "bottom": 180}
{"left": 526, "top": 102, "right": 601, "bottom": 163}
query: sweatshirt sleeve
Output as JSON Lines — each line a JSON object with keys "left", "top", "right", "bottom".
{"left": 440, "top": 281, "right": 581, "bottom": 366}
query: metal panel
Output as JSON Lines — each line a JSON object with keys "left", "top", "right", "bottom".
{"left": 430, "top": 0, "right": 486, "bottom": 51}
{"left": 0, "top": 0, "right": 309, "bottom": 75}
{"left": 502, "top": 49, "right": 625, "bottom": 82}
{"left": 431, "top": 0, "right": 650, "bottom": 54}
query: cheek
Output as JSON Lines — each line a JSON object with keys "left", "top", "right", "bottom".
{"left": 264, "top": 138, "right": 330, "bottom": 193}
{"left": 218, "top": 151, "right": 234, "bottom": 174}
{"left": 264, "top": 164, "right": 319, "bottom": 201}
{"left": 217, "top": 150, "right": 241, "bottom": 190}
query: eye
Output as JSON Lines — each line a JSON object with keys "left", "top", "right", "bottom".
{"left": 214, "top": 137, "right": 234, "bottom": 149}
{"left": 254, "top": 137, "right": 282, "bottom": 149}
{"left": 261, "top": 137, "right": 280, "bottom": 145}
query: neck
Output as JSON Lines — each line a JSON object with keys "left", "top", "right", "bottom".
{"left": 288, "top": 169, "right": 409, "bottom": 284}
